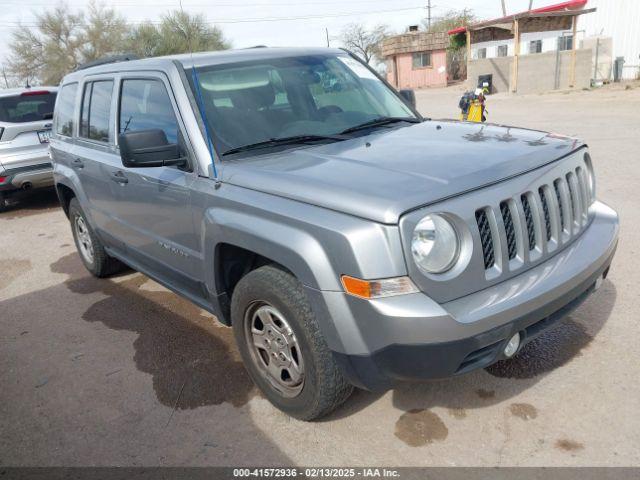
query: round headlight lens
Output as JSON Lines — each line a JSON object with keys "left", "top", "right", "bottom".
{"left": 411, "top": 214, "right": 459, "bottom": 274}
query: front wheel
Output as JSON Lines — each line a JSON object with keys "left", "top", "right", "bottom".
{"left": 231, "top": 265, "right": 353, "bottom": 420}
{"left": 68, "top": 198, "right": 123, "bottom": 277}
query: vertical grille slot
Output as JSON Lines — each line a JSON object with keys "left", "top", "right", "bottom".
{"left": 520, "top": 194, "right": 537, "bottom": 250}
{"left": 500, "top": 201, "right": 518, "bottom": 260}
{"left": 566, "top": 172, "right": 579, "bottom": 225}
{"left": 575, "top": 166, "right": 589, "bottom": 223}
{"left": 554, "top": 179, "right": 565, "bottom": 232}
{"left": 475, "top": 209, "right": 495, "bottom": 269}
{"left": 538, "top": 187, "right": 552, "bottom": 241}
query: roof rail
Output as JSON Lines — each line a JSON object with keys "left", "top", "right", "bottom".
{"left": 76, "top": 54, "right": 140, "bottom": 71}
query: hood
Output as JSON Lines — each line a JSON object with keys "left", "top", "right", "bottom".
{"left": 221, "top": 120, "right": 583, "bottom": 224}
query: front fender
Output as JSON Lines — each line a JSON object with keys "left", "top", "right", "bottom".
{"left": 197, "top": 184, "right": 407, "bottom": 349}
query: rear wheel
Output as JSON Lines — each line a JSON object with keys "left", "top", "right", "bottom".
{"left": 69, "top": 198, "right": 123, "bottom": 277}
{"left": 231, "top": 265, "right": 353, "bottom": 420}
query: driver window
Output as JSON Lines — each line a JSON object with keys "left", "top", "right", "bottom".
{"left": 119, "top": 79, "right": 179, "bottom": 144}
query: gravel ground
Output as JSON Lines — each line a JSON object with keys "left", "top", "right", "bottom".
{"left": 1, "top": 83, "right": 639, "bottom": 467}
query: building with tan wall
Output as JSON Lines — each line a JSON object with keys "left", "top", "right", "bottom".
{"left": 448, "top": 0, "right": 597, "bottom": 94}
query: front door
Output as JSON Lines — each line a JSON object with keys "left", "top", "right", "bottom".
{"left": 111, "top": 74, "right": 200, "bottom": 289}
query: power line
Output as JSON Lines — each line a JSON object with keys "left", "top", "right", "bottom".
{"left": 0, "top": 5, "right": 428, "bottom": 28}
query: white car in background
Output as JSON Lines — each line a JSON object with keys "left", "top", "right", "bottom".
{"left": 0, "top": 86, "right": 58, "bottom": 211}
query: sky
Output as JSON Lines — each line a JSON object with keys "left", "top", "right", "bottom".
{"left": 0, "top": 0, "right": 564, "bottom": 67}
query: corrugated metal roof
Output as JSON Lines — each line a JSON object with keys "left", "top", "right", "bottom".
{"left": 448, "top": 0, "right": 588, "bottom": 35}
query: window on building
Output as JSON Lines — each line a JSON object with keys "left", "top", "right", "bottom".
{"left": 477, "top": 48, "right": 487, "bottom": 59}
{"left": 558, "top": 35, "right": 573, "bottom": 51}
{"left": 54, "top": 83, "right": 77, "bottom": 137}
{"left": 412, "top": 52, "right": 432, "bottom": 69}
{"left": 497, "top": 45, "right": 508, "bottom": 57}
{"left": 80, "top": 80, "right": 113, "bottom": 143}
{"left": 119, "top": 79, "right": 179, "bottom": 144}
{"left": 529, "top": 40, "right": 543, "bottom": 54}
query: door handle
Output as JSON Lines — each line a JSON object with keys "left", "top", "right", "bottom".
{"left": 110, "top": 170, "right": 128, "bottom": 184}
{"left": 71, "top": 158, "right": 84, "bottom": 169}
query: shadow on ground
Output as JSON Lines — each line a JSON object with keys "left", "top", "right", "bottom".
{"left": 0, "top": 188, "right": 60, "bottom": 220}
{"left": 0, "top": 251, "right": 293, "bottom": 465}
{"left": 49, "top": 252, "right": 257, "bottom": 410}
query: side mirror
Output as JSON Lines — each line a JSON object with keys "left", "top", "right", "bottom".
{"left": 118, "top": 129, "right": 186, "bottom": 168}
{"left": 399, "top": 89, "right": 416, "bottom": 109}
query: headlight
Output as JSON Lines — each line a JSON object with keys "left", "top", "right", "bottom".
{"left": 411, "top": 214, "right": 459, "bottom": 274}
{"left": 584, "top": 152, "right": 596, "bottom": 203}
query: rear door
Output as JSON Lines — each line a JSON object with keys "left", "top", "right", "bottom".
{"left": 74, "top": 76, "right": 124, "bottom": 240}
{"left": 0, "top": 89, "right": 56, "bottom": 171}
{"left": 111, "top": 72, "right": 200, "bottom": 289}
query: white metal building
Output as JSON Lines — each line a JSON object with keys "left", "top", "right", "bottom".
{"left": 580, "top": 0, "right": 640, "bottom": 79}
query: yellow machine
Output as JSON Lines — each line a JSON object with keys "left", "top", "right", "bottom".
{"left": 458, "top": 89, "right": 488, "bottom": 123}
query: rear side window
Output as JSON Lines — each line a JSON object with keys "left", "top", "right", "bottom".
{"left": 80, "top": 80, "right": 114, "bottom": 143}
{"left": 0, "top": 91, "right": 56, "bottom": 123}
{"left": 55, "top": 83, "right": 78, "bottom": 136}
{"left": 118, "top": 79, "right": 179, "bottom": 144}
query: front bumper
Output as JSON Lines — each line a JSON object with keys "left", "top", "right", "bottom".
{"left": 307, "top": 201, "right": 619, "bottom": 391}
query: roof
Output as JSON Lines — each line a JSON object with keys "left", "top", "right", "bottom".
{"left": 0, "top": 86, "right": 58, "bottom": 98}
{"left": 62, "top": 47, "right": 347, "bottom": 81}
{"left": 380, "top": 31, "right": 449, "bottom": 57}
{"left": 447, "top": 0, "right": 587, "bottom": 35}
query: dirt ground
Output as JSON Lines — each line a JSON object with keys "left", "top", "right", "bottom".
{"left": 1, "top": 83, "right": 639, "bottom": 467}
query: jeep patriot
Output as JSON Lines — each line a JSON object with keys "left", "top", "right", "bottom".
{"left": 50, "top": 48, "right": 619, "bottom": 420}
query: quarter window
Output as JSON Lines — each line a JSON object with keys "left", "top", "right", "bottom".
{"left": 119, "top": 79, "right": 179, "bottom": 144}
{"left": 412, "top": 52, "right": 432, "bottom": 69}
{"left": 80, "top": 80, "right": 114, "bottom": 142}
{"left": 55, "top": 83, "right": 77, "bottom": 136}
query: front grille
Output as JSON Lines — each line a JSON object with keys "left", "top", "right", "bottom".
{"left": 475, "top": 163, "right": 592, "bottom": 272}
{"left": 500, "top": 201, "right": 518, "bottom": 260}
{"left": 475, "top": 209, "right": 495, "bottom": 269}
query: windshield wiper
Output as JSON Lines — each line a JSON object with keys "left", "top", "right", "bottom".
{"left": 222, "top": 134, "right": 347, "bottom": 156}
{"left": 340, "top": 116, "right": 421, "bottom": 135}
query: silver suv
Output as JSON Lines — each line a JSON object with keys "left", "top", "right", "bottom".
{"left": 0, "top": 86, "right": 57, "bottom": 210}
{"left": 50, "top": 48, "right": 619, "bottom": 420}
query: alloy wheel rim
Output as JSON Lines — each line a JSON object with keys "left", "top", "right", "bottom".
{"left": 244, "top": 303, "right": 305, "bottom": 398}
{"left": 74, "top": 215, "right": 95, "bottom": 264}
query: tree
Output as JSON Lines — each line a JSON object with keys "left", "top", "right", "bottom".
{"left": 339, "top": 23, "right": 388, "bottom": 64}
{"left": 423, "top": 9, "right": 477, "bottom": 82}
{"left": 7, "top": 2, "right": 231, "bottom": 86}
{"left": 82, "top": 1, "right": 129, "bottom": 62}
{"left": 127, "top": 10, "right": 230, "bottom": 58}
{"left": 423, "top": 8, "right": 476, "bottom": 33}
{"left": 8, "top": 3, "right": 84, "bottom": 85}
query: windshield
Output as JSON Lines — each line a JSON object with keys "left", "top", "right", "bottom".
{"left": 0, "top": 92, "right": 56, "bottom": 123}
{"left": 189, "top": 54, "right": 417, "bottom": 155}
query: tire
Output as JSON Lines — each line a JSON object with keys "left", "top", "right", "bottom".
{"left": 231, "top": 265, "right": 353, "bottom": 420}
{"left": 0, "top": 193, "right": 7, "bottom": 213}
{"left": 68, "top": 198, "right": 123, "bottom": 277}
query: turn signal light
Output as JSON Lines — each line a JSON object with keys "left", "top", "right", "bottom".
{"left": 341, "top": 275, "right": 418, "bottom": 299}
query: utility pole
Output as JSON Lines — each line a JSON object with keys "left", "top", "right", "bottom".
{"left": 427, "top": 0, "right": 431, "bottom": 30}
{"left": 325, "top": 27, "right": 330, "bottom": 47}
{"left": 500, "top": 0, "right": 507, "bottom": 16}
{"left": 528, "top": 0, "right": 534, "bottom": 10}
